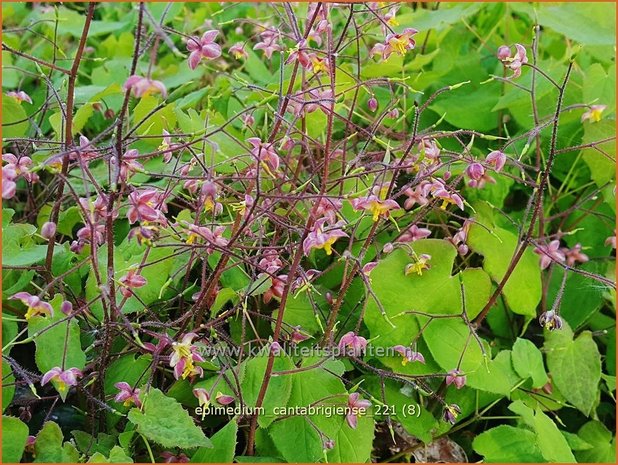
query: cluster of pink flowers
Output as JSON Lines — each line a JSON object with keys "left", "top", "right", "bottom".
{"left": 534, "top": 240, "right": 589, "bottom": 270}
{"left": 2, "top": 153, "right": 39, "bottom": 199}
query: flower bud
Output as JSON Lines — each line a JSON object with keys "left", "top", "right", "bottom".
{"left": 465, "top": 162, "right": 485, "bottom": 181}
{"left": 382, "top": 242, "right": 394, "bottom": 254}
{"left": 367, "top": 97, "right": 378, "bottom": 112}
{"left": 41, "top": 221, "right": 57, "bottom": 240}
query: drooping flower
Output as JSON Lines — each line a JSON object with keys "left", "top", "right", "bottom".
{"left": 200, "top": 181, "right": 223, "bottom": 215}
{"left": 562, "top": 243, "right": 589, "bottom": 267}
{"left": 497, "top": 43, "right": 528, "bottom": 78}
{"left": 247, "top": 137, "right": 280, "bottom": 172}
{"left": 581, "top": 104, "right": 607, "bottom": 123}
{"left": 288, "top": 326, "right": 310, "bottom": 344}
{"left": 313, "top": 197, "right": 342, "bottom": 223}
{"left": 605, "top": 231, "right": 616, "bottom": 249}
{"left": 11, "top": 292, "right": 53, "bottom": 320}
{"left": 362, "top": 261, "right": 378, "bottom": 277}
{"left": 338, "top": 331, "right": 368, "bottom": 357}
{"left": 41, "top": 367, "right": 82, "bottom": 393}
{"left": 403, "top": 185, "right": 430, "bottom": 209}
{"left": 123, "top": 75, "right": 167, "bottom": 98}
{"left": 229, "top": 42, "right": 248, "bottom": 60}
{"left": 372, "top": 28, "right": 417, "bottom": 59}
{"left": 187, "top": 30, "right": 222, "bottom": 69}
{"left": 539, "top": 310, "right": 563, "bottom": 331}
{"left": 445, "top": 369, "right": 467, "bottom": 389}
{"left": 286, "top": 39, "right": 312, "bottom": 69}
{"left": 185, "top": 224, "right": 229, "bottom": 253}
{"left": 398, "top": 224, "right": 431, "bottom": 243}
{"left": 346, "top": 393, "right": 371, "bottom": 429}
{"left": 258, "top": 250, "right": 283, "bottom": 274}
{"left": 215, "top": 392, "right": 235, "bottom": 405}
{"left": 116, "top": 148, "right": 144, "bottom": 181}
{"left": 118, "top": 269, "right": 147, "bottom": 298}
{"left": 392, "top": 345, "right": 425, "bottom": 366}
{"left": 114, "top": 382, "right": 142, "bottom": 408}
{"left": 367, "top": 96, "right": 378, "bottom": 112}
{"left": 418, "top": 138, "right": 441, "bottom": 161}
{"left": 6, "top": 90, "right": 33, "bottom": 104}
{"left": 442, "top": 403, "right": 461, "bottom": 424}
{"left": 170, "top": 333, "right": 206, "bottom": 380}
{"left": 405, "top": 254, "right": 432, "bottom": 276}
{"left": 534, "top": 240, "right": 566, "bottom": 270}
{"left": 309, "top": 54, "right": 329, "bottom": 74}
{"left": 303, "top": 218, "right": 348, "bottom": 256}
{"left": 350, "top": 195, "right": 400, "bottom": 222}
{"left": 263, "top": 274, "right": 287, "bottom": 304}
{"left": 193, "top": 387, "right": 210, "bottom": 408}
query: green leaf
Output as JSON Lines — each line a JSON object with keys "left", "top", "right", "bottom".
{"left": 240, "top": 351, "right": 294, "bottom": 428}
{"left": 364, "top": 239, "right": 491, "bottom": 369}
{"left": 545, "top": 324, "right": 601, "bottom": 416}
{"left": 466, "top": 350, "right": 521, "bottom": 395}
{"left": 473, "top": 425, "right": 544, "bottom": 462}
{"left": 575, "top": 421, "right": 616, "bottom": 463}
{"left": 34, "top": 421, "right": 80, "bottom": 463}
{"left": 127, "top": 388, "right": 212, "bottom": 449}
{"left": 191, "top": 420, "right": 238, "bottom": 463}
{"left": 537, "top": 3, "right": 616, "bottom": 46}
{"left": 468, "top": 210, "right": 541, "bottom": 317}
{"left": 423, "top": 317, "right": 485, "bottom": 373}
{"left": 581, "top": 120, "right": 616, "bottom": 188}
{"left": 2, "top": 95, "right": 29, "bottom": 138}
{"left": 2, "top": 416, "right": 29, "bottom": 463}
{"left": 511, "top": 338, "right": 548, "bottom": 388}
{"left": 509, "top": 401, "right": 576, "bottom": 463}
{"left": 2, "top": 360, "right": 15, "bottom": 412}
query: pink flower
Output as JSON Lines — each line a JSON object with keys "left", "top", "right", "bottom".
{"left": 187, "top": 30, "right": 222, "bottom": 69}
{"left": 114, "top": 382, "right": 142, "bottom": 408}
{"left": 264, "top": 274, "right": 287, "bottom": 304}
{"left": 350, "top": 195, "right": 400, "bottom": 222}
{"left": 247, "top": 137, "right": 280, "bottom": 172}
{"left": 399, "top": 224, "right": 431, "bottom": 243}
{"left": 392, "top": 345, "right": 425, "bottom": 366}
{"left": 117, "top": 148, "right": 144, "bottom": 181}
{"left": 372, "top": 28, "right": 417, "bottom": 60}
{"left": 41, "top": 367, "right": 82, "bottom": 393}
{"left": 2, "top": 165, "right": 16, "bottom": 199}
{"left": 498, "top": 43, "right": 528, "bottom": 78}
{"left": 185, "top": 224, "right": 229, "bottom": 253}
{"left": 418, "top": 138, "right": 441, "bottom": 161}
{"left": 288, "top": 326, "right": 310, "bottom": 344}
{"left": 303, "top": 218, "right": 348, "bottom": 256}
{"left": 605, "top": 231, "right": 616, "bottom": 249}
{"left": 160, "top": 452, "right": 189, "bottom": 463}
{"left": 362, "top": 262, "right": 378, "bottom": 276}
{"left": 338, "top": 331, "right": 368, "bottom": 357}
{"left": 70, "top": 136, "right": 98, "bottom": 162}
{"left": 445, "top": 369, "right": 466, "bottom": 389}
{"left": 367, "top": 96, "right": 378, "bottom": 112}
{"left": 539, "top": 310, "right": 563, "bottom": 331}
{"left": 127, "top": 189, "right": 166, "bottom": 224}
{"left": 3, "top": 153, "right": 38, "bottom": 183}
{"left": 485, "top": 150, "right": 506, "bottom": 172}
{"left": 41, "top": 221, "right": 57, "bottom": 240}
{"left": 403, "top": 185, "right": 430, "bottom": 209}
{"left": 216, "top": 392, "right": 235, "bottom": 405}
{"left": 428, "top": 180, "right": 464, "bottom": 210}
{"left": 405, "top": 254, "right": 432, "bottom": 276}
{"left": 286, "top": 39, "right": 312, "bottom": 69}
{"left": 581, "top": 104, "right": 607, "bottom": 123}
{"left": 229, "top": 42, "right": 248, "bottom": 60}
{"left": 443, "top": 404, "right": 461, "bottom": 424}
{"left": 11, "top": 292, "right": 53, "bottom": 320}
{"left": 346, "top": 393, "right": 371, "bottom": 429}
{"left": 193, "top": 387, "right": 210, "bottom": 408}
{"left": 6, "top": 90, "right": 33, "bottom": 104}
{"left": 534, "top": 240, "right": 566, "bottom": 270}
{"left": 253, "top": 30, "right": 282, "bottom": 59}
{"left": 123, "top": 75, "right": 167, "bottom": 98}
{"left": 465, "top": 162, "right": 484, "bottom": 181}
{"left": 313, "top": 196, "right": 342, "bottom": 223}
{"left": 118, "top": 269, "right": 147, "bottom": 298}
{"left": 562, "top": 243, "right": 589, "bottom": 267}
{"left": 258, "top": 250, "right": 283, "bottom": 274}
{"left": 170, "top": 333, "right": 205, "bottom": 380}
{"left": 200, "top": 181, "right": 223, "bottom": 214}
